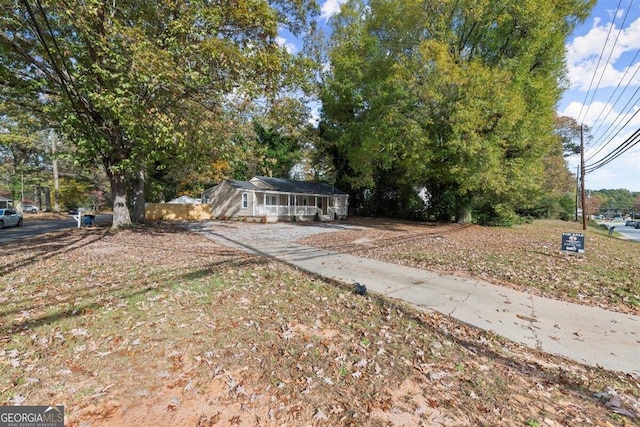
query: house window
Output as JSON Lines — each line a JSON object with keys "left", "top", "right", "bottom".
{"left": 241, "top": 193, "right": 248, "bottom": 209}
{"left": 266, "top": 195, "right": 277, "bottom": 205}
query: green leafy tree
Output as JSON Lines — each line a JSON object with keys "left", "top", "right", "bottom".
{"left": 0, "top": 106, "right": 51, "bottom": 206}
{"left": 1, "top": 101, "right": 111, "bottom": 211}
{"left": 251, "top": 98, "right": 311, "bottom": 178}
{"left": 321, "top": 0, "right": 594, "bottom": 224}
{"left": 0, "top": 0, "right": 318, "bottom": 227}
{"left": 253, "top": 122, "right": 300, "bottom": 178}
{"left": 517, "top": 115, "right": 577, "bottom": 220}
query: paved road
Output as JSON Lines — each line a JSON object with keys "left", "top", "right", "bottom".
{"left": 0, "top": 214, "right": 112, "bottom": 245}
{"left": 607, "top": 222, "right": 640, "bottom": 242}
{"left": 187, "top": 221, "right": 640, "bottom": 375}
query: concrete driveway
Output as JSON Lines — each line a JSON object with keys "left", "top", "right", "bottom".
{"left": 186, "top": 221, "right": 640, "bottom": 375}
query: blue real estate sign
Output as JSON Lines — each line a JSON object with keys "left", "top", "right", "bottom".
{"left": 561, "top": 232, "right": 585, "bottom": 253}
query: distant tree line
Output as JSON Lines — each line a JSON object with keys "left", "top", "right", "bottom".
{"left": 586, "top": 189, "right": 640, "bottom": 218}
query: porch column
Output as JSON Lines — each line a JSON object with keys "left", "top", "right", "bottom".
{"left": 252, "top": 192, "right": 256, "bottom": 217}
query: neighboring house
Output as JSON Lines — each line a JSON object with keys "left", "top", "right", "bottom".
{"left": 168, "top": 195, "right": 201, "bottom": 205}
{"left": 202, "top": 176, "right": 349, "bottom": 221}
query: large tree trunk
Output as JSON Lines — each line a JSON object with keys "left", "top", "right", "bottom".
{"left": 131, "top": 166, "right": 146, "bottom": 223}
{"left": 109, "top": 169, "right": 132, "bottom": 228}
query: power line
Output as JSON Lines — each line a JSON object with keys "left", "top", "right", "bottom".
{"left": 582, "top": 1, "right": 633, "bottom": 124}
{"left": 583, "top": 0, "right": 639, "bottom": 153}
{"left": 584, "top": 128, "right": 640, "bottom": 173}
{"left": 575, "top": 0, "right": 640, "bottom": 175}
{"left": 584, "top": 47, "right": 640, "bottom": 148}
{"left": 584, "top": 87, "right": 640, "bottom": 163}
{"left": 576, "top": 0, "right": 622, "bottom": 124}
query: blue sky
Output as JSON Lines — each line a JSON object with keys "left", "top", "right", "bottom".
{"left": 559, "top": 1, "right": 640, "bottom": 192}
{"left": 281, "top": 1, "right": 640, "bottom": 192}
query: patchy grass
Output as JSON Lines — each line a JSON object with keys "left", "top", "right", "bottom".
{"left": 0, "top": 223, "right": 639, "bottom": 426}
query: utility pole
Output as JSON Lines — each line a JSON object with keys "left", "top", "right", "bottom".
{"left": 575, "top": 165, "right": 579, "bottom": 221}
{"left": 580, "top": 124, "right": 587, "bottom": 230}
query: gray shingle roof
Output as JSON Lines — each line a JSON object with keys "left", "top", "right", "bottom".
{"left": 253, "top": 176, "right": 348, "bottom": 196}
{"left": 228, "top": 180, "right": 260, "bottom": 191}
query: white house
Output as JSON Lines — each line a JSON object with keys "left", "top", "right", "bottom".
{"left": 202, "top": 176, "right": 349, "bottom": 221}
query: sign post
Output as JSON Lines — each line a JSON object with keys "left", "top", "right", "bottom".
{"left": 71, "top": 213, "right": 81, "bottom": 228}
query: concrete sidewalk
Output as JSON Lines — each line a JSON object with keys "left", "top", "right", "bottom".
{"left": 189, "top": 224, "right": 640, "bottom": 376}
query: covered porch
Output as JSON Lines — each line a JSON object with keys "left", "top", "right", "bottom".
{"left": 254, "top": 191, "right": 348, "bottom": 220}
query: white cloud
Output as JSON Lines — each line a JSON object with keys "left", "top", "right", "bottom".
{"left": 585, "top": 150, "right": 640, "bottom": 191}
{"left": 580, "top": 125, "right": 640, "bottom": 191}
{"left": 611, "top": 7, "right": 625, "bottom": 20}
{"left": 566, "top": 17, "right": 640, "bottom": 91}
{"left": 560, "top": 5, "right": 640, "bottom": 192}
{"left": 559, "top": 101, "right": 640, "bottom": 144}
{"left": 560, "top": 101, "right": 622, "bottom": 127}
{"left": 276, "top": 36, "right": 297, "bottom": 54}
{"left": 320, "top": 0, "right": 348, "bottom": 21}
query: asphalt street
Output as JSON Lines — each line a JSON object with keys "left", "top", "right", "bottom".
{"left": 0, "top": 214, "right": 112, "bottom": 245}
{"left": 603, "top": 221, "right": 640, "bottom": 242}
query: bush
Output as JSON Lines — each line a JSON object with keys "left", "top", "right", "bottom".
{"left": 474, "top": 203, "right": 522, "bottom": 227}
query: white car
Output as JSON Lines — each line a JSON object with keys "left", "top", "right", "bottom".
{"left": 22, "top": 204, "right": 39, "bottom": 213}
{"left": 0, "top": 209, "right": 23, "bottom": 228}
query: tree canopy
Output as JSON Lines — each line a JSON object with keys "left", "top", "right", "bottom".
{"left": 320, "top": 0, "right": 594, "bottom": 224}
{"left": 590, "top": 189, "right": 639, "bottom": 214}
{"left": 0, "top": 0, "right": 318, "bottom": 227}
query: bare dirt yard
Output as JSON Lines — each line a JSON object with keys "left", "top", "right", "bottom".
{"left": 1, "top": 218, "right": 639, "bottom": 426}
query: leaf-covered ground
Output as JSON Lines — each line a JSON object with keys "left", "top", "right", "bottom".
{"left": 1, "top": 222, "right": 639, "bottom": 426}
{"left": 298, "top": 218, "right": 640, "bottom": 316}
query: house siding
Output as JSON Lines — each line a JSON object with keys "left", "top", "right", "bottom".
{"left": 210, "top": 182, "right": 254, "bottom": 218}
{"left": 203, "top": 176, "right": 349, "bottom": 221}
